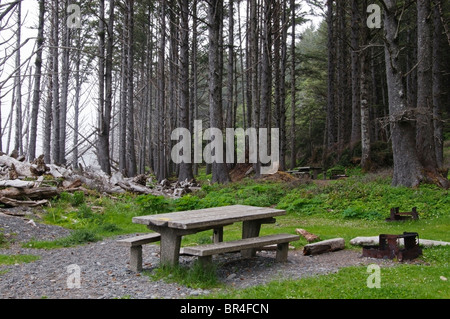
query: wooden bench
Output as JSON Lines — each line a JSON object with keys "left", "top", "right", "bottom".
{"left": 117, "top": 233, "right": 161, "bottom": 272}
{"left": 181, "top": 233, "right": 300, "bottom": 267}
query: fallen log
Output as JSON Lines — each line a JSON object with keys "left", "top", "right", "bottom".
{"left": 0, "top": 187, "right": 60, "bottom": 200}
{"left": 0, "top": 155, "right": 32, "bottom": 176}
{"left": 0, "top": 197, "right": 49, "bottom": 207}
{"left": 0, "top": 180, "right": 35, "bottom": 188}
{"left": 303, "top": 238, "right": 345, "bottom": 256}
{"left": 349, "top": 236, "right": 450, "bottom": 247}
{"left": 296, "top": 228, "right": 320, "bottom": 243}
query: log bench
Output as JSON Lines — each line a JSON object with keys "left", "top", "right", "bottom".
{"left": 181, "top": 233, "right": 300, "bottom": 267}
{"left": 117, "top": 233, "right": 161, "bottom": 272}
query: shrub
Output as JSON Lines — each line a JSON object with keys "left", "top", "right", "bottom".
{"left": 135, "top": 195, "right": 172, "bottom": 214}
{"left": 174, "top": 195, "right": 202, "bottom": 211}
{"left": 71, "top": 191, "right": 86, "bottom": 206}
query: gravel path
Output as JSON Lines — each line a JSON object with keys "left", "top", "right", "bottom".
{"left": 0, "top": 212, "right": 391, "bottom": 299}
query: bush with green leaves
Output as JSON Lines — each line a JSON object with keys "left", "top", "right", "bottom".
{"left": 135, "top": 195, "right": 172, "bottom": 215}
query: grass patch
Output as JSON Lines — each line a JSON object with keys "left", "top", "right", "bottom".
{"left": 0, "top": 254, "right": 40, "bottom": 266}
{"left": 23, "top": 229, "right": 102, "bottom": 249}
{"left": 148, "top": 261, "right": 220, "bottom": 290}
{"left": 206, "top": 246, "right": 450, "bottom": 299}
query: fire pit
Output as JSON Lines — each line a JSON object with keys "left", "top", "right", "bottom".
{"left": 362, "top": 232, "right": 422, "bottom": 261}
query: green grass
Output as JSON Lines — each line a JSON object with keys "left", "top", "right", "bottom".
{"left": 147, "top": 261, "right": 220, "bottom": 290}
{"left": 0, "top": 254, "right": 40, "bottom": 266}
{"left": 207, "top": 246, "right": 450, "bottom": 299}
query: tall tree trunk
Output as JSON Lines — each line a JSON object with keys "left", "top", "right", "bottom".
{"left": 279, "top": 0, "right": 287, "bottom": 171}
{"left": 43, "top": 51, "right": 53, "bottom": 164}
{"left": 119, "top": 4, "right": 128, "bottom": 175}
{"left": 350, "top": 0, "right": 361, "bottom": 147}
{"left": 28, "top": 0, "right": 45, "bottom": 161}
{"left": 177, "top": 0, "right": 194, "bottom": 182}
{"left": 290, "top": 0, "right": 296, "bottom": 170}
{"left": 326, "top": 0, "right": 336, "bottom": 149}
{"left": 250, "top": 0, "right": 259, "bottom": 175}
{"left": 433, "top": 0, "right": 444, "bottom": 168}
{"left": 382, "top": 0, "right": 424, "bottom": 187}
{"left": 415, "top": 0, "right": 448, "bottom": 187}
{"left": 51, "top": 0, "right": 61, "bottom": 165}
{"left": 59, "top": 0, "right": 71, "bottom": 165}
{"left": 157, "top": 0, "right": 167, "bottom": 181}
{"left": 226, "top": 0, "right": 234, "bottom": 133}
{"left": 360, "top": 0, "right": 371, "bottom": 171}
{"left": 126, "top": 0, "right": 136, "bottom": 177}
{"left": 190, "top": 0, "right": 199, "bottom": 176}
{"left": 97, "top": 0, "right": 106, "bottom": 172}
{"left": 258, "top": 0, "right": 272, "bottom": 177}
{"left": 360, "top": 40, "right": 371, "bottom": 171}
{"left": 14, "top": 1, "right": 22, "bottom": 156}
{"left": 416, "top": 0, "right": 436, "bottom": 169}
{"left": 168, "top": 0, "right": 178, "bottom": 177}
{"left": 208, "top": 0, "right": 230, "bottom": 184}
{"left": 72, "top": 27, "right": 81, "bottom": 169}
{"left": 97, "top": 0, "right": 114, "bottom": 175}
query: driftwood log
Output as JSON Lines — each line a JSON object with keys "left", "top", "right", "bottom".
{"left": 0, "top": 187, "right": 60, "bottom": 200}
{"left": 0, "top": 154, "right": 201, "bottom": 209}
{"left": 296, "top": 228, "right": 320, "bottom": 243}
{"left": 0, "top": 197, "right": 49, "bottom": 207}
{"left": 303, "top": 238, "right": 345, "bottom": 256}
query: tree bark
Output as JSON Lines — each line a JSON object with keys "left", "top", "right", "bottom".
{"left": 208, "top": 0, "right": 230, "bottom": 184}
{"left": 157, "top": 0, "right": 167, "bottom": 182}
{"left": 382, "top": 0, "right": 424, "bottom": 187}
{"left": 51, "top": 0, "right": 61, "bottom": 165}
{"left": 350, "top": 0, "right": 361, "bottom": 147}
{"left": 177, "top": 0, "right": 194, "bottom": 182}
{"left": 360, "top": 3, "right": 371, "bottom": 171}
{"left": 416, "top": 0, "right": 436, "bottom": 170}
{"left": 97, "top": 0, "right": 107, "bottom": 174}
{"left": 28, "top": 0, "right": 45, "bottom": 162}
{"left": 259, "top": 0, "right": 272, "bottom": 177}
{"left": 126, "top": 0, "right": 136, "bottom": 177}
{"left": 290, "top": 0, "right": 296, "bottom": 170}
{"left": 14, "top": 1, "right": 22, "bottom": 156}
{"left": 59, "top": 0, "right": 71, "bottom": 165}
{"left": 433, "top": 0, "right": 444, "bottom": 168}
{"left": 326, "top": 0, "right": 336, "bottom": 148}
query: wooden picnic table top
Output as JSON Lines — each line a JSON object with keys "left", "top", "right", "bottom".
{"left": 132, "top": 204, "right": 286, "bottom": 231}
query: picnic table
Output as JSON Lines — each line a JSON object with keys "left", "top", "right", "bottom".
{"left": 129, "top": 205, "right": 298, "bottom": 268}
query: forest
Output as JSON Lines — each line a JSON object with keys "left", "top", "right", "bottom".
{"left": 0, "top": 0, "right": 449, "bottom": 189}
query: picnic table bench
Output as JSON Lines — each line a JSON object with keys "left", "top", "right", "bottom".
{"left": 117, "top": 233, "right": 161, "bottom": 272}
{"left": 182, "top": 233, "right": 300, "bottom": 266}
{"left": 119, "top": 205, "right": 299, "bottom": 271}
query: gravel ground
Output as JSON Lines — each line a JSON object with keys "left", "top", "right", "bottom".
{"left": 0, "top": 212, "right": 392, "bottom": 299}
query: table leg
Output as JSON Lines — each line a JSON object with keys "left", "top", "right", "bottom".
{"left": 159, "top": 230, "right": 182, "bottom": 266}
{"left": 213, "top": 227, "right": 223, "bottom": 243}
{"left": 241, "top": 220, "right": 262, "bottom": 258}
